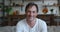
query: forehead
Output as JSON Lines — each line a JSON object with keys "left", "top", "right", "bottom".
{"left": 27, "top": 6, "right": 37, "bottom": 11}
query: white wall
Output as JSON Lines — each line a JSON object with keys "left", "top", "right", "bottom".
{"left": 2, "top": 0, "right": 60, "bottom": 15}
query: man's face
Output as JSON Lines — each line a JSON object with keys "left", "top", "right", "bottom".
{"left": 26, "top": 6, "right": 38, "bottom": 21}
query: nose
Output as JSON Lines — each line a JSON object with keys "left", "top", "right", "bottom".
{"left": 30, "top": 12, "right": 33, "bottom": 16}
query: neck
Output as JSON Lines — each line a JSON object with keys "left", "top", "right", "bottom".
{"left": 26, "top": 18, "right": 36, "bottom": 23}
{"left": 26, "top": 18, "right": 36, "bottom": 28}
{"left": 26, "top": 19, "right": 36, "bottom": 24}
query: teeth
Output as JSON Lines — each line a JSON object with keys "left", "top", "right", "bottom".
{"left": 29, "top": 17, "right": 34, "bottom": 21}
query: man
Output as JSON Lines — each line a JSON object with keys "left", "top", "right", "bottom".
{"left": 16, "top": 2, "right": 47, "bottom": 32}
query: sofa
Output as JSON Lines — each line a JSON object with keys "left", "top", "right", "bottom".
{"left": 0, "top": 26, "right": 60, "bottom": 32}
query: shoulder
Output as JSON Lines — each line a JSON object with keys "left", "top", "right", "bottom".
{"left": 37, "top": 18, "right": 47, "bottom": 28}
{"left": 37, "top": 18, "right": 47, "bottom": 25}
{"left": 16, "top": 19, "right": 26, "bottom": 26}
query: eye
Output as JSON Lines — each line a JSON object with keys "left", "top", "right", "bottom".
{"left": 33, "top": 11, "right": 36, "bottom": 13}
{"left": 27, "top": 10, "right": 30, "bottom": 12}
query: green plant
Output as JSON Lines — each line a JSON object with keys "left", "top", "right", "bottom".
{"left": 5, "top": 6, "right": 12, "bottom": 15}
{"left": 5, "top": 7, "right": 11, "bottom": 13}
{"left": 0, "top": 4, "right": 2, "bottom": 8}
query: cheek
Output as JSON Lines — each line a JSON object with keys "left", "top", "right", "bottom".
{"left": 26, "top": 12, "right": 30, "bottom": 16}
{"left": 34, "top": 13, "right": 37, "bottom": 16}
{"left": 26, "top": 12, "right": 37, "bottom": 17}
{"left": 27, "top": 12, "right": 30, "bottom": 15}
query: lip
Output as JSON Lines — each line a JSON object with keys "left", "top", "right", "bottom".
{"left": 29, "top": 17, "right": 33, "bottom": 19}
{"left": 29, "top": 17, "right": 34, "bottom": 18}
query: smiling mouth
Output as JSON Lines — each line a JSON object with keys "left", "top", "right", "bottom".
{"left": 29, "top": 17, "right": 34, "bottom": 21}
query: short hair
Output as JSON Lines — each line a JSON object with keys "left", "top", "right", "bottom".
{"left": 25, "top": 2, "right": 38, "bottom": 13}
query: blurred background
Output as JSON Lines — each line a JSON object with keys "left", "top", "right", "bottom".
{"left": 0, "top": 0, "right": 60, "bottom": 32}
